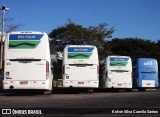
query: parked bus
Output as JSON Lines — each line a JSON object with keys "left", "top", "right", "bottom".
{"left": 99, "top": 56, "right": 132, "bottom": 90}
{"left": 132, "top": 58, "right": 158, "bottom": 91}
{"left": 57, "top": 45, "right": 99, "bottom": 92}
{"left": 3, "top": 31, "right": 53, "bottom": 94}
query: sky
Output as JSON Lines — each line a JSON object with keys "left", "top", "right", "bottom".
{"left": 0, "top": 0, "right": 160, "bottom": 41}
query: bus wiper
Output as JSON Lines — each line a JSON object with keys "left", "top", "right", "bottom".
{"left": 10, "top": 59, "right": 41, "bottom": 61}
{"left": 69, "top": 64, "right": 93, "bottom": 67}
{"left": 141, "top": 72, "right": 156, "bottom": 74}
{"left": 10, "top": 59, "right": 41, "bottom": 63}
{"left": 111, "top": 70, "right": 129, "bottom": 72}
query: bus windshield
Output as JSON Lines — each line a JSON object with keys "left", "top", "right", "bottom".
{"left": 108, "top": 57, "right": 132, "bottom": 71}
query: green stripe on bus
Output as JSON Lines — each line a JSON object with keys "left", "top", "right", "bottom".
{"left": 9, "top": 41, "right": 40, "bottom": 49}
{"left": 68, "top": 53, "right": 92, "bottom": 59}
{"left": 110, "top": 62, "right": 128, "bottom": 66}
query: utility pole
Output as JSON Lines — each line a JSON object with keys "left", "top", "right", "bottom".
{"left": 0, "top": 5, "right": 10, "bottom": 70}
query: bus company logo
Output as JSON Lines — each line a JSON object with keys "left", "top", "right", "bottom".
{"left": 114, "top": 58, "right": 125, "bottom": 61}
{"left": 74, "top": 48, "right": 88, "bottom": 52}
{"left": 144, "top": 61, "right": 153, "bottom": 66}
{"left": 110, "top": 58, "right": 129, "bottom": 61}
{"left": 18, "top": 35, "right": 36, "bottom": 39}
{"left": 2, "top": 109, "right": 11, "bottom": 114}
{"left": 68, "top": 47, "right": 94, "bottom": 52}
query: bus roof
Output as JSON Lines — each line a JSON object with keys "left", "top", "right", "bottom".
{"left": 108, "top": 55, "right": 131, "bottom": 58}
{"left": 136, "top": 58, "right": 157, "bottom": 61}
{"left": 8, "top": 31, "right": 45, "bottom": 34}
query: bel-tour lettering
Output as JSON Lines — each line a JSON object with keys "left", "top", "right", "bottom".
{"left": 114, "top": 58, "right": 125, "bottom": 61}
{"left": 74, "top": 48, "right": 88, "bottom": 52}
{"left": 18, "top": 35, "right": 36, "bottom": 39}
{"left": 144, "top": 61, "right": 153, "bottom": 66}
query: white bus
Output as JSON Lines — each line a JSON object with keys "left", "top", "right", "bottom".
{"left": 3, "top": 31, "right": 53, "bottom": 94}
{"left": 61, "top": 45, "right": 99, "bottom": 92}
{"left": 99, "top": 56, "right": 132, "bottom": 90}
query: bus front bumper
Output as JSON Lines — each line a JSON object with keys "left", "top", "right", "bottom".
{"left": 3, "top": 80, "right": 51, "bottom": 90}
{"left": 107, "top": 83, "right": 132, "bottom": 89}
{"left": 63, "top": 80, "right": 99, "bottom": 88}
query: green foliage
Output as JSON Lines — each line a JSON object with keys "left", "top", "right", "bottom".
{"left": 49, "top": 20, "right": 115, "bottom": 56}
{"left": 107, "top": 38, "right": 158, "bottom": 58}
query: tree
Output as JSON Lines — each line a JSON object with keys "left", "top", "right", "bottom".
{"left": 107, "top": 38, "right": 158, "bottom": 58}
{"left": 5, "top": 24, "right": 22, "bottom": 33}
{"left": 0, "top": 16, "right": 22, "bottom": 70}
{"left": 0, "top": 17, "right": 22, "bottom": 33}
{"left": 49, "top": 20, "right": 115, "bottom": 59}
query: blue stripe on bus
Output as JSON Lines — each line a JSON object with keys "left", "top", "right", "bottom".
{"left": 9, "top": 34, "right": 43, "bottom": 40}
{"left": 68, "top": 47, "right": 94, "bottom": 52}
{"left": 110, "top": 57, "right": 129, "bottom": 61}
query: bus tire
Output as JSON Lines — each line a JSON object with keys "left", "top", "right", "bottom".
{"left": 138, "top": 88, "right": 146, "bottom": 92}
{"left": 43, "top": 90, "right": 52, "bottom": 95}
{"left": 87, "top": 88, "right": 94, "bottom": 93}
{"left": 125, "top": 89, "right": 132, "bottom": 92}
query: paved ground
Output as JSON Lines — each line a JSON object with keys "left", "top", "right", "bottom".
{"left": 0, "top": 89, "right": 160, "bottom": 117}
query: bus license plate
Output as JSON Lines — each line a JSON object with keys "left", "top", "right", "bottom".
{"left": 118, "top": 84, "right": 122, "bottom": 86}
{"left": 78, "top": 82, "right": 84, "bottom": 84}
{"left": 20, "top": 81, "right": 28, "bottom": 85}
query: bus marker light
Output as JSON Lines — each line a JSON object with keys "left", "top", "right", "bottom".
{"left": 46, "top": 61, "right": 49, "bottom": 78}
{"left": 78, "top": 82, "right": 84, "bottom": 84}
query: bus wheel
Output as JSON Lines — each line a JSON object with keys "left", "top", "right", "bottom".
{"left": 43, "top": 90, "right": 52, "bottom": 95}
{"left": 86, "top": 89, "right": 94, "bottom": 93}
{"left": 125, "top": 89, "right": 132, "bottom": 92}
{"left": 138, "top": 88, "right": 146, "bottom": 92}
